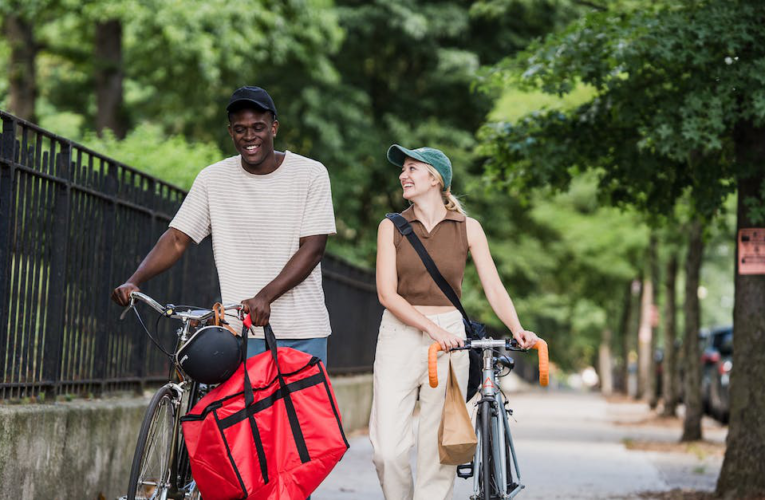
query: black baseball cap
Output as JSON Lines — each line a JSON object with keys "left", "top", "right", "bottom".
{"left": 226, "top": 86, "right": 277, "bottom": 118}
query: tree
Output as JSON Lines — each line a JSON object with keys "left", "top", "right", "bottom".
{"left": 717, "top": 122, "right": 765, "bottom": 495}
{"left": 681, "top": 218, "right": 704, "bottom": 441}
{"left": 637, "top": 234, "right": 657, "bottom": 401}
{"left": 661, "top": 249, "right": 679, "bottom": 416}
{"left": 460, "top": 172, "right": 648, "bottom": 372}
{"left": 478, "top": 1, "right": 765, "bottom": 495}
{"left": 320, "top": 0, "right": 587, "bottom": 264}
{"left": 2, "top": 13, "right": 38, "bottom": 121}
{"left": 94, "top": 18, "right": 124, "bottom": 137}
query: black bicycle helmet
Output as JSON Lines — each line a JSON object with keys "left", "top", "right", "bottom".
{"left": 176, "top": 326, "right": 242, "bottom": 384}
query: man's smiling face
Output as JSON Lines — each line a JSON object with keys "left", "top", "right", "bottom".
{"left": 227, "top": 108, "right": 279, "bottom": 169}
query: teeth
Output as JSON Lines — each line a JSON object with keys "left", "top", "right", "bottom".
{"left": 245, "top": 145, "right": 257, "bottom": 151}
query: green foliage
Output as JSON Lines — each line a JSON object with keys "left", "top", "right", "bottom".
{"left": 489, "top": 82, "right": 595, "bottom": 122}
{"left": 1, "top": 0, "right": 585, "bottom": 268}
{"left": 2, "top": 0, "right": 345, "bottom": 147}
{"left": 459, "top": 173, "right": 649, "bottom": 370}
{"left": 480, "top": 0, "right": 765, "bottom": 220}
{"left": 80, "top": 124, "right": 223, "bottom": 190}
{"left": 0, "top": 0, "right": 601, "bottom": 369}
{"left": 319, "top": 0, "right": 585, "bottom": 265}
{"left": 123, "top": 0, "right": 343, "bottom": 141}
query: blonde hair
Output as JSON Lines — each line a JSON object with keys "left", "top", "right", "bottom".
{"left": 425, "top": 164, "right": 467, "bottom": 215}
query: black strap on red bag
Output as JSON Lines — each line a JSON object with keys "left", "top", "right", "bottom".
{"left": 241, "top": 317, "right": 311, "bottom": 465}
{"left": 181, "top": 316, "right": 349, "bottom": 500}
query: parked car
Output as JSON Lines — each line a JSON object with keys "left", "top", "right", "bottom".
{"left": 700, "top": 326, "right": 733, "bottom": 414}
{"left": 709, "top": 329, "right": 733, "bottom": 423}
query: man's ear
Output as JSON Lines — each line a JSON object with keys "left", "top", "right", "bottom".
{"left": 272, "top": 119, "right": 279, "bottom": 138}
{"left": 227, "top": 124, "right": 234, "bottom": 139}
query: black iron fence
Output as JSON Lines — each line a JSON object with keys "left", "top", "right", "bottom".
{"left": 0, "top": 111, "right": 381, "bottom": 400}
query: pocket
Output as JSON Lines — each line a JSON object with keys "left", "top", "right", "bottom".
{"left": 376, "top": 320, "right": 398, "bottom": 341}
{"left": 443, "top": 316, "right": 467, "bottom": 339}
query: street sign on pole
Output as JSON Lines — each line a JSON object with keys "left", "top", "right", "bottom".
{"left": 738, "top": 228, "right": 765, "bottom": 275}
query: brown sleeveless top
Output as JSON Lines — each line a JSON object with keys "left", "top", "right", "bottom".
{"left": 394, "top": 206, "right": 469, "bottom": 306}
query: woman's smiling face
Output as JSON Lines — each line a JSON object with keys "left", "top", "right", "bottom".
{"left": 399, "top": 158, "right": 439, "bottom": 200}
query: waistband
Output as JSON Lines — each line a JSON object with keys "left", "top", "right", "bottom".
{"left": 381, "top": 308, "right": 462, "bottom": 324}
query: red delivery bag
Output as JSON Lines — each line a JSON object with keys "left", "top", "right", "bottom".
{"left": 181, "top": 317, "right": 349, "bottom": 500}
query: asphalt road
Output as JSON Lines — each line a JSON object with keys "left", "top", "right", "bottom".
{"left": 314, "top": 389, "right": 726, "bottom": 500}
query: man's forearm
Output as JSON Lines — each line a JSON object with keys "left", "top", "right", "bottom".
{"left": 128, "top": 228, "right": 191, "bottom": 285}
{"left": 257, "top": 235, "right": 327, "bottom": 303}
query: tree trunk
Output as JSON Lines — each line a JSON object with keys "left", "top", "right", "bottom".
{"left": 4, "top": 14, "right": 37, "bottom": 122}
{"left": 599, "top": 328, "right": 613, "bottom": 396}
{"left": 717, "top": 122, "right": 765, "bottom": 498}
{"left": 681, "top": 218, "right": 704, "bottom": 442}
{"left": 95, "top": 19, "right": 125, "bottom": 138}
{"left": 661, "top": 251, "right": 679, "bottom": 417}
{"left": 631, "top": 277, "right": 643, "bottom": 398}
{"left": 637, "top": 269, "right": 654, "bottom": 399}
{"left": 648, "top": 235, "right": 660, "bottom": 409}
{"left": 618, "top": 280, "right": 634, "bottom": 394}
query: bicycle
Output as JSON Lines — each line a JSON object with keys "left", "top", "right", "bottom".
{"left": 428, "top": 337, "right": 549, "bottom": 500}
{"left": 119, "top": 291, "right": 244, "bottom": 500}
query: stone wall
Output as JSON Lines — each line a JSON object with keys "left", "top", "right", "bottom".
{"left": 0, "top": 374, "right": 372, "bottom": 500}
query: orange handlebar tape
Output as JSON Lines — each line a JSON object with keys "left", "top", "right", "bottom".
{"left": 428, "top": 343, "right": 443, "bottom": 388}
{"left": 532, "top": 339, "right": 549, "bottom": 387}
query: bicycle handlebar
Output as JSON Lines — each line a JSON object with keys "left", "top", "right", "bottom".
{"left": 428, "top": 338, "right": 549, "bottom": 388}
{"left": 126, "top": 291, "right": 243, "bottom": 322}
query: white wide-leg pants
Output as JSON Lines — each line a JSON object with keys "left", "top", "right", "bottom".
{"left": 369, "top": 309, "right": 470, "bottom": 500}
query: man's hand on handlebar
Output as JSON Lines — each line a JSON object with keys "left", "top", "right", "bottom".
{"left": 513, "top": 329, "right": 539, "bottom": 350}
{"left": 427, "top": 325, "right": 465, "bottom": 352}
{"left": 241, "top": 293, "right": 271, "bottom": 327}
{"left": 112, "top": 282, "right": 140, "bottom": 307}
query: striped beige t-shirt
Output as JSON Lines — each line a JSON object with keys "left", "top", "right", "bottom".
{"left": 169, "top": 151, "right": 336, "bottom": 339}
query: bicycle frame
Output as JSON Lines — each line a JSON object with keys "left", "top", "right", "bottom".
{"left": 427, "top": 337, "right": 548, "bottom": 500}
{"left": 472, "top": 348, "right": 523, "bottom": 499}
{"left": 122, "top": 292, "right": 243, "bottom": 500}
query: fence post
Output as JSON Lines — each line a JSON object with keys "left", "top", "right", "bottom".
{"left": 93, "top": 160, "right": 118, "bottom": 395}
{"left": 130, "top": 177, "right": 156, "bottom": 393}
{"left": 42, "top": 141, "right": 72, "bottom": 399}
{"left": 0, "top": 117, "right": 17, "bottom": 394}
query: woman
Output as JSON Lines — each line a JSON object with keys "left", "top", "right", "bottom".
{"left": 370, "top": 144, "right": 538, "bottom": 500}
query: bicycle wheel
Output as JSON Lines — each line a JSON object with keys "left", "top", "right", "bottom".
{"left": 127, "top": 385, "right": 177, "bottom": 500}
{"left": 480, "top": 400, "right": 492, "bottom": 500}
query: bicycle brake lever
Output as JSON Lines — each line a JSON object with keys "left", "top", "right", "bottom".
{"left": 119, "top": 303, "right": 135, "bottom": 321}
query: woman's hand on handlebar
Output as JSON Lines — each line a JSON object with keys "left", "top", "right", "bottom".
{"left": 427, "top": 325, "right": 464, "bottom": 351}
{"left": 112, "top": 282, "right": 140, "bottom": 307}
{"left": 513, "top": 329, "right": 539, "bottom": 350}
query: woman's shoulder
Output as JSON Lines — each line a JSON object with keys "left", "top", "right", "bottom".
{"left": 465, "top": 216, "right": 483, "bottom": 230}
{"left": 379, "top": 217, "right": 394, "bottom": 229}
{"left": 464, "top": 216, "right": 486, "bottom": 247}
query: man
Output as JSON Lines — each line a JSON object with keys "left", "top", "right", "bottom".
{"left": 112, "top": 86, "right": 336, "bottom": 363}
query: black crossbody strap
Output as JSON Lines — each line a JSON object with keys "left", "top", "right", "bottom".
{"left": 385, "top": 212, "right": 470, "bottom": 324}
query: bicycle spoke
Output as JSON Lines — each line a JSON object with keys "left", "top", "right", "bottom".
{"left": 132, "top": 391, "right": 175, "bottom": 500}
{"left": 139, "top": 407, "right": 170, "bottom": 484}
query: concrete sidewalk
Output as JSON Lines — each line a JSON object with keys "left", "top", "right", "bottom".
{"left": 314, "top": 390, "right": 726, "bottom": 499}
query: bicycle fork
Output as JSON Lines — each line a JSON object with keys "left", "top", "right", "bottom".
{"left": 471, "top": 349, "right": 524, "bottom": 499}
{"left": 163, "top": 383, "right": 186, "bottom": 500}
{"left": 498, "top": 391, "right": 523, "bottom": 499}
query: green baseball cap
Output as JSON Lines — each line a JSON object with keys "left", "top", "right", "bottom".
{"left": 387, "top": 144, "right": 452, "bottom": 191}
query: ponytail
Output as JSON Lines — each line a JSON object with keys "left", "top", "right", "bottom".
{"left": 425, "top": 163, "right": 467, "bottom": 215}
{"left": 443, "top": 189, "right": 466, "bottom": 215}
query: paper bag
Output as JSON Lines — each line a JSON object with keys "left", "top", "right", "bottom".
{"left": 438, "top": 356, "right": 477, "bottom": 465}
